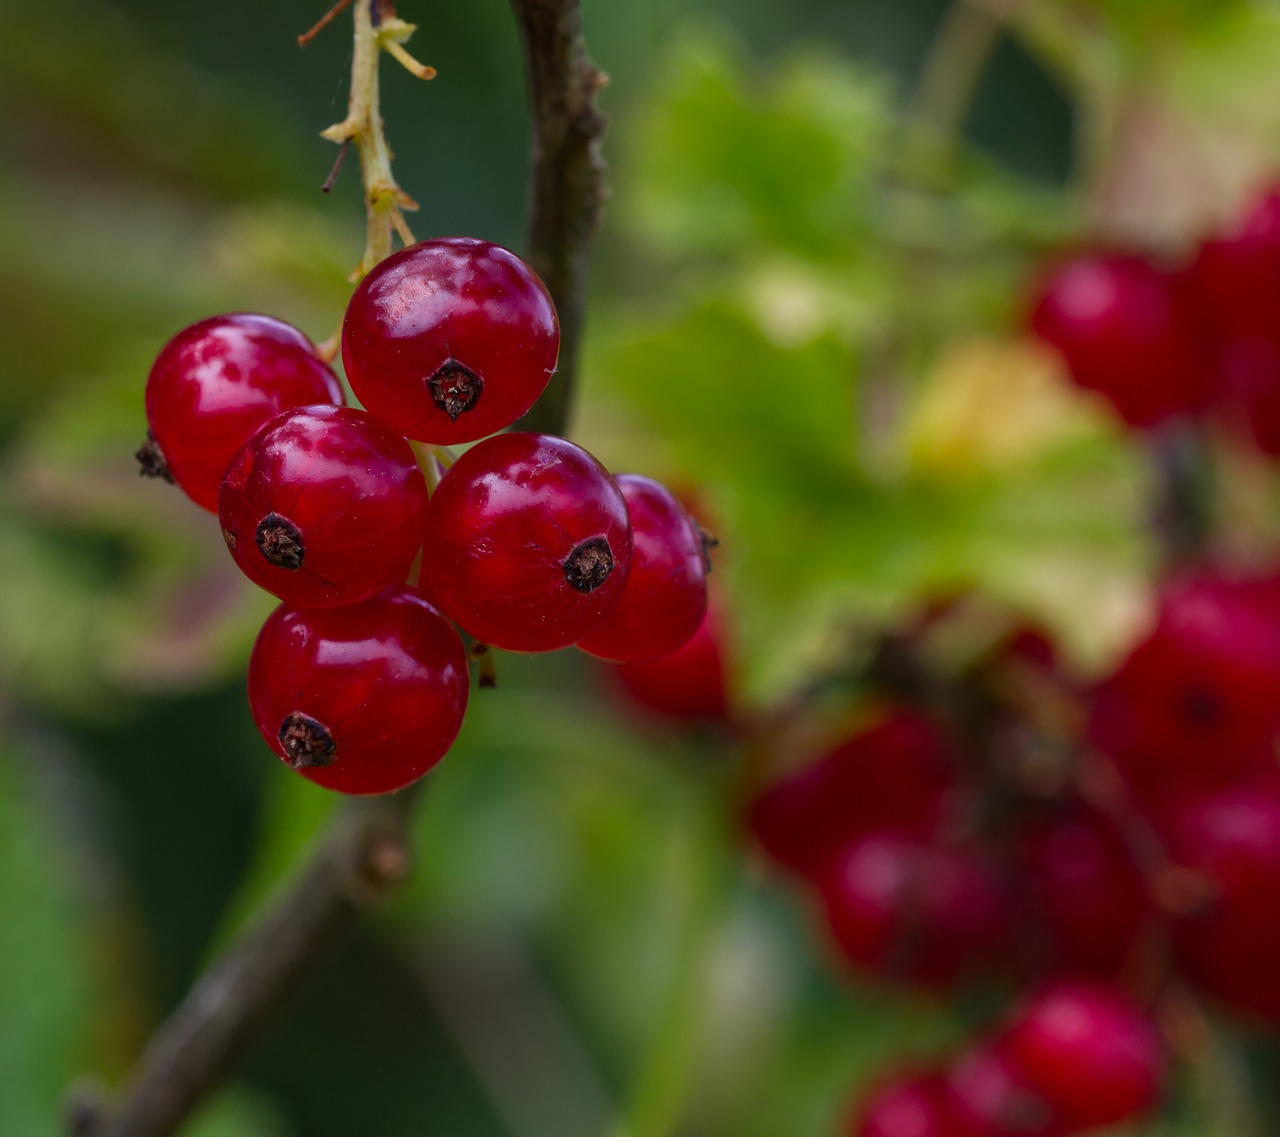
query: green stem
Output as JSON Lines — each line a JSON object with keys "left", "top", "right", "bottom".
{"left": 321, "top": 0, "right": 421, "bottom": 278}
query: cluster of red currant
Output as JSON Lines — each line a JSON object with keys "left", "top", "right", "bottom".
{"left": 139, "top": 237, "right": 712, "bottom": 795}
{"left": 1029, "top": 182, "right": 1280, "bottom": 446}
{"left": 745, "top": 565, "right": 1280, "bottom": 1135}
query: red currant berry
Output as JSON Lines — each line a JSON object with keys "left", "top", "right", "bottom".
{"left": 609, "top": 598, "right": 732, "bottom": 723}
{"left": 850, "top": 1071, "right": 970, "bottom": 1137}
{"left": 247, "top": 588, "right": 468, "bottom": 794}
{"left": 1028, "top": 251, "right": 1204, "bottom": 427}
{"left": 999, "top": 982, "right": 1162, "bottom": 1129}
{"left": 341, "top": 237, "right": 559, "bottom": 444}
{"left": 749, "top": 710, "right": 958, "bottom": 878}
{"left": 947, "top": 1047, "right": 1065, "bottom": 1137}
{"left": 422, "top": 432, "right": 632, "bottom": 652}
{"left": 141, "top": 313, "right": 344, "bottom": 512}
{"left": 577, "top": 475, "right": 708, "bottom": 662}
{"left": 219, "top": 405, "right": 428, "bottom": 607}
{"left": 1012, "top": 805, "right": 1153, "bottom": 980}
{"left": 818, "top": 832, "right": 1009, "bottom": 989}
{"left": 1160, "top": 780, "right": 1280, "bottom": 1020}
{"left": 1090, "top": 574, "right": 1280, "bottom": 805}
{"left": 1191, "top": 185, "right": 1280, "bottom": 344}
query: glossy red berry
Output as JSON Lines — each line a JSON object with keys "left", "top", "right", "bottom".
{"left": 341, "top": 237, "right": 559, "bottom": 444}
{"left": 609, "top": 599, "right": 731, "bottom": 723}
{"left": 750, "top": 711, "right": 958, "bottom": 878}
{"left": 247, "top": 588, "right": 468, "bottom": 794}
{"left": 141, "top": 313, "right": 345, "bottom": 512}
{"left": 1089, "top": 574, "right": 1280, "bottom": 805}
{"left": 818, "top": 832, "right": 1009, "bottom": 989}
{"left": 1028, "top": 251, "right": 1204, "bottom": 427}
{"left": 577, "top": 475, "right": 709, "bottom": 662}
{"left": 999, "top": 982, "right": 1162, "bottom": 1129}
{"left": 219, "top": 405, "right": 428, "bottom": 607}
{"left": 422, "top": 432, "right": 631, "bottom": 652}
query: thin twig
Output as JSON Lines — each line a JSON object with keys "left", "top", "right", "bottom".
{"left": 70, "top": 792, "right": 419, "bottom": 1137}
{"left": 65, "top": 2, "right": 606, "bottom": 1136}
{"left": 509, "top": 0, "right": 609, "bottom": 436}
{"left": 298, "top": 0, "right": 355, "bottom": 48}
{"left": 320, "top": 136, "right": 351, "bottom": 193}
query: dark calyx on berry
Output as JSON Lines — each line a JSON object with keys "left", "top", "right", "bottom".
{"left": 278, "top": 711, "right": 337, "bottom": 768}
{"left": 563, "top": 536, "right": 615, "bottom": 594}
{"left": 255, "top": 512, "right": 306, "bottom": 570}
{"left": 135, "top": 430, "right": 174, "bottom": 483}
{"left": 426, "top": 359, "right": 483, "bottom": 421}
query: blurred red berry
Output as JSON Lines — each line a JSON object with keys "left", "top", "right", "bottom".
{"left": 749, "top": 710, "right": 958, "bottom": 877}
{"left": 851, "top": 1071, "right": 970, "bottom": 1137}
{"left": 999, "top": 982, "right": 1163, "bottom": 1129}
{"left": 609, "top": 599, "right": 731, "bottom": 723}
{"left": 1012, "top": 806, "right": 1154, "bottom": 980}
{"left": 818, "top": 832, "right": 1009, "bottom": 989}
{"left": 1028, "top": 252, "right": 1204, "bottom": 427}
{"left": 1192, "top": 186, "right": 1280, "bottom": 343}
{"left": 947, "top": 1047, "right": 1064, "bottom": 1137}
{"left": 1090, "top": 574, "right": 1280, "bottom": 804}
{"left": 1160, "top": 780, "right": 1280, "bottom": 1020}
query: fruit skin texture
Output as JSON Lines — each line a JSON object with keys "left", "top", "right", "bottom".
{"left": 219, "top": 405, "right": 428, "bottom": 608}
{"left": 422, "top": 432, "right": 632, "bottom": 652}
{"left": 247, "top": 588, "right": 468, "bottom": 794}
{"left": 341, "top": 237, "right": 559, "bottom": 444}
{"left": 577, "top": 475, "right": 708, "bottom": 662}
{"left": 999, "top": 982, "right": 1162, "bottom": 1130}
{"left": 609, "top": 599, "right": 731, "bottom": 722}
{"left": 1028, "top": 252, "right": 1203, "bottom": 427}
{"left": 749, "top": 710, "right": 958, "bottom": 878}
{"left": 818, "top": 832, "right": 1009, "bottom": 989}
{"left": 144, "top": 313, "right": 345, "bottom": 512}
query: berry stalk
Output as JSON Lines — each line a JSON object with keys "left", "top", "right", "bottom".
{"left": 319, "top": 0, "right": 427, "bottom": 280}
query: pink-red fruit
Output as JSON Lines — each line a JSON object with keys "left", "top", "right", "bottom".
{"left": 247, "top": 588, "right": 468, "bottom": 794}
{"left": 142, "top": 313, "right": 344, "bottom": 511}
{"left": 422, "top": 432, "right": 632, "bottom": 652}
{"left": 341, "top": 237, "right": 559, "bottom": 444}
{"left": 219, "top": 405, "right": 428, "bottom": 607}
{"left": 577, "top": 474, "right": 709, "bottom": 662}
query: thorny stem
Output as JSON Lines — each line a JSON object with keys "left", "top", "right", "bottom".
{"left": 67, "top": 3, "right": 606, "bottom": 1136}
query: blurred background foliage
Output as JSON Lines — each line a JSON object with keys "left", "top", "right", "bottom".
{"left": 3, "top": 0, "right": 1280, "bottom": 1134}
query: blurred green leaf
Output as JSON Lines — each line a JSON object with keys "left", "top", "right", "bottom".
{"left": 0, "top": 744, "right": 97, "bottom": 1137}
